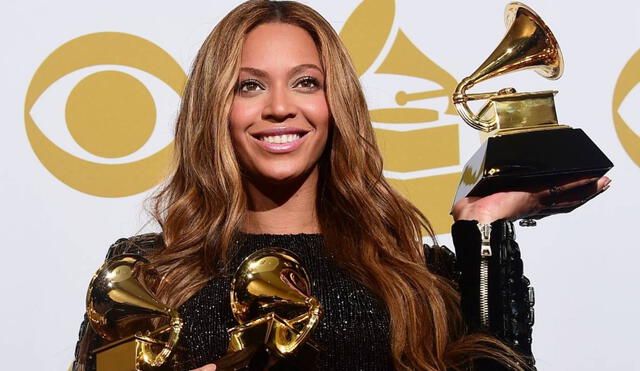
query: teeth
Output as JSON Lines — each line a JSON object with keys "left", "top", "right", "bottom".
{"left": 260, "top": 133, "right": 301, "bottom": 144}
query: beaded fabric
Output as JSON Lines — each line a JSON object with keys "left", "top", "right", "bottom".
{"left": 179, "top": 233, "right": 394, "bottom": 370}
{"left": 74, "top": 222, "right": 536, "bottom": 370}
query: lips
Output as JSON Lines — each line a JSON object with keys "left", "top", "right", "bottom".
{"left": 249, "top": 126, "right": 310, "bottom": 153}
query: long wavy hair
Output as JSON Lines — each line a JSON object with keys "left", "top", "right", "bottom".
{"left": 77, "top": 1, "right": 526, "bottom": 370}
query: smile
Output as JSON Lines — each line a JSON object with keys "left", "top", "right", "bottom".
{"left": 260, "top": 133, "right": 301, "bottom": 144}
{"left": 250, "top": 127, "right": 310, "bottom": 154}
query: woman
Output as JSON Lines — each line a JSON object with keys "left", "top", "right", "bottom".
{"left": 73, "top": 1, "right": 609, "bottom": 370}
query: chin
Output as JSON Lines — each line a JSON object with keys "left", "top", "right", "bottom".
{"left": 253, "top": 162, "right": 316, "bottom": 185}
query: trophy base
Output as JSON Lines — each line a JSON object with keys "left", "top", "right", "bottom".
{"left": 217, "top": 313, "right": 321, "bottom": 371}
{"left": 453, "top": 128, "right": 613, "bottom": 217}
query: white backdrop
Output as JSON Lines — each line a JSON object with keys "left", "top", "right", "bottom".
{"left": 1, "top": 0, "right": 638, "bottom": 369}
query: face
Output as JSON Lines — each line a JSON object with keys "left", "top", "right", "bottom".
{"left": 230, "top": 23, "right": 330, "bottom": 185}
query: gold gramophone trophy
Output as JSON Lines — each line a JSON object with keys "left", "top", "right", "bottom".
{"left": 452, "top": 2, "right": 613, "bottom": 218}
{"left": 86, "top": 255, "right": 183, "bottom": 371}
{"left": 216, "top": 248, "right": 323, "bottom": 371}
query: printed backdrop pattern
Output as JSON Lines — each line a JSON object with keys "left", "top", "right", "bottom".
{"left": 1, "top": 1, "right": 638, "bottom": 369}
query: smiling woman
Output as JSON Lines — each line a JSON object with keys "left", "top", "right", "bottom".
{"left": 231, "top": 23, "right": 329, "bottom": 186}
{"left": 72, "top": 1, "right": 608, "bottom": 371}
{"left": 230, "top": 23, "right": 330, "bottom": 235}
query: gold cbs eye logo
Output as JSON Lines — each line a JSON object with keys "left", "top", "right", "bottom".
{"left": 24, "top": 32, "right": 186, "bottom": 197}
{"left": 613, "top": 49, "right": 640, "bottom": 168}
{"left": 340, "top": 0, "right": 460, "bottom": 234}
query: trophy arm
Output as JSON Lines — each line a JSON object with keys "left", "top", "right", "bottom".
{"left": 137, "top": 309, "right": 183, "bottom": 368}
{"left": 279, "top": 297, "right": 322, "bottom": 355}
{"left": 453, "top": 78, "right": 499, "bottom": 132}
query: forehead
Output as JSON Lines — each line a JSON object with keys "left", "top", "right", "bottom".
{"left": 240, "top": 23, "right": 322, "bottom": 70}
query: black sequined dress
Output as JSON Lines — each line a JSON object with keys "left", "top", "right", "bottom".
{"left": 181, "top": 233, "right": 393, "bottom": 370}
{"left": 73, "top": 220, "right": 535, "bottom": 370}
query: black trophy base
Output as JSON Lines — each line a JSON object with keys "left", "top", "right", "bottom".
{"left": 453, "top": 128, "right": 613, "bottom": 217}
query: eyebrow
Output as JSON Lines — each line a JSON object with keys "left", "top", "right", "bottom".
{"left": 290, "top": 64, "right": 323, "bottom": 76}
{"left": 239, "top": 64, "right": 323, "bottom": 78}
{"left": 239, "top": 67, "right": 267, "bottom": 78}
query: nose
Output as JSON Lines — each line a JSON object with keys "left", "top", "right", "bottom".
{"left": 262, "top": 84, "right": 296, "bottom": 123}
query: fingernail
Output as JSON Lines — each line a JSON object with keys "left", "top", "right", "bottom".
{"left": 603, "top": 177, "right": 612, "bottom": 187}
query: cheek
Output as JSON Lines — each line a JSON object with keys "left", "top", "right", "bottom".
{"left": 230, "top": 98, "right": 257, "bottom": 134}
{"left": 301, "top": 96, "right": 330, "bottom": 135}
{"left": 229, "top": 100, "right": 255, "bottom": 169}
{"left": 230, "top": 98, "right": 263, "bottom": 151}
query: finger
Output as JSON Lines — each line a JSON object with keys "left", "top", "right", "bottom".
{"left": 191, "top": 365, "right": 217, "bottom": 371}
{"left": 539, "top": 176, "right": 611, "bottom": 207}
{"left": 560, "top": 179, "right": 611, "bottom": 206}
{"left": 596, "top": 176, "right": 612, "bottom": 192}
{"left": 559, "top": 176, "right": 611, "bottom": 202}
{"left": 540, "top": 178, "right": 611, "bottom": 212}
{"left": 555, "top": 176, "right": 611, "bottom": 193}
{"left": 559, "top": 181, "right": 598, "bottom": 202}
{"left": 556, "top": 177, "right": 599, "bottom": 192}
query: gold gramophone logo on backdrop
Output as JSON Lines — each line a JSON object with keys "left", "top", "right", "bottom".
{"left": 340, "top": 0, "right": 460, "bottom": 234}
{"left": 613, "top": 49, "right": 640, "bottom": 168}
{"left": 24, "top": 32, "right": 185, "bottom": 197}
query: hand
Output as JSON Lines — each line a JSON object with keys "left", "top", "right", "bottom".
{"left": 452, "top": 176, "right": 611, "bottom": 224}
{"left": 191, "top": 364, "right": 216, "bottom": 371}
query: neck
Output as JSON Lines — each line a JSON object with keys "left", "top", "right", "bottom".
{"left": 242, "top": 167, "right": 321, "bottom": 234}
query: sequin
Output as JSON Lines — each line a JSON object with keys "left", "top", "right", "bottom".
{"left": 179, "top": 233, "right": 394, "bottom": 370}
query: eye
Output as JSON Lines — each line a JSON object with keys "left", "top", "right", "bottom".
{"left": 237, "top": 79, "right": 264, "bottom": 94}
{"left": 293, "top": 76, "right": 321, "bottom": 90}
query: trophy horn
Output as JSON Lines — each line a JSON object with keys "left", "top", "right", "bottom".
{"left": 218, "top": 248, "right": 322, "bottom": 369}
{"left": 86, "top": 254, "right": 182, "bottom": 369}
{"left": 452, "top": 2, "right": 564, "bottom": 132}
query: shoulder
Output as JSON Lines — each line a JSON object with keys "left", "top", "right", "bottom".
{"left": 424, "top": 244, "right": 458, "bottom": 282}
{"left": 104, "top": 233, "right": 164, "bottom": 260}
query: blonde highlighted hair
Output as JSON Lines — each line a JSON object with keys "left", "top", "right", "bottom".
{"left": 77, "top": 1, "right": 527, "bottom": 370}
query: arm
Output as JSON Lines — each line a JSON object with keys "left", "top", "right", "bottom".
{"left": 452, "top": 220, "right": 535, "bottom": 365}
{"left": 442, "top": 176, "right": 609, "bottom": 370}
{"left": 425, "top": 221, "right": 535, "bottom": 369}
